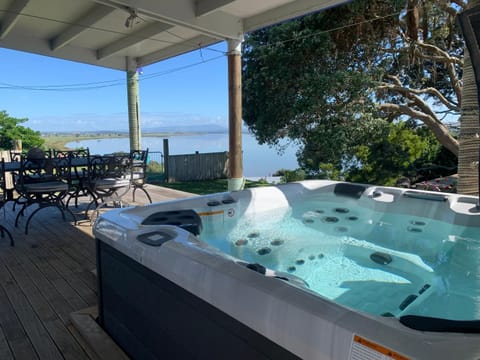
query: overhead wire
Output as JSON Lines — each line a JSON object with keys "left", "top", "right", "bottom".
{"left": 0, "top": 53, "right": 225, "bottom": 91}
{"left": 0, "top": 6, "right": 411, "bottom": 92}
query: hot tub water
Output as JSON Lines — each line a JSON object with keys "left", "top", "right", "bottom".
{"left": 200, "top": 199, "right": 480, "bottom": 321}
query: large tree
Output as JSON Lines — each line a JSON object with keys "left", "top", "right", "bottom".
{"left": 242, "top": 0, "right": 464, "bottom": 183}
{"left": 0, "top": 110, "right": 44, "bottom": 150}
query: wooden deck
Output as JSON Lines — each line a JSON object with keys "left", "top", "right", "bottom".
{"left": 0, "top": 185, "right": 195, "bottom": 359}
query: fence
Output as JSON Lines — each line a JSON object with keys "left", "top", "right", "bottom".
{"left": 167, "top": 151, "right": 229, "bottom": 182}
{"left": 147, "top": 149, "right": 229, "bottom": 183}
{"left": 148, "top": 151, "right": 164, "bottom": 168}
{"left": 145, "top": 150, "right": 165, "bottom": 183}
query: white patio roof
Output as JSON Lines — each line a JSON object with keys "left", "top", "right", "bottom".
{"left": 0, "top": 0, "right": 349, "bottom": 71}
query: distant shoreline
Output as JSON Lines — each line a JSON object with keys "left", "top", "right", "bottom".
{"left": 42, "top": 131, "right": 234, "bottom": 149}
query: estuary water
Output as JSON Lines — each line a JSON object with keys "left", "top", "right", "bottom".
{"left": 66, "top": 132, "right": 299, "bottom": 177}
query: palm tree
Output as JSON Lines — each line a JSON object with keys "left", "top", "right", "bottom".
{"left": 457, "top": 0, "right": 480, "bottom": 195}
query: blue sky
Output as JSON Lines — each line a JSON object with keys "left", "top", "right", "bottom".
{"left": 0, "top": 41, "right": 229, "bottom": 132}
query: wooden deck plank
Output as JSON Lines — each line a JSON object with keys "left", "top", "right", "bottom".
{"left": 40, "top": 211, "right": 96, "bottom": 264}
{"left": 47, "top": 248, "right": 96, "bottom": 291}
{"left": 0, "top": 250, "right": 91, "bottom": 360}
{"left": 23, "top": 247, "right": 90, "bottom": 311}
{"left": 0, "top": 184, "right": 193, "bottom": 359}
{"left": 42, "top": 319, "right": 90, "bottom": 360}
{"left": 33, "top": 209, "right": 97, "bottom": 300}
{"left": 0, "top": 264, "right": 62, "bottom": 360}
{"left": 35, "top": 207, "right": 97, "bottom": 294}
{"left": 43, "top": 250, "right": 97, "bottom": 307}
{"left": 0, "top": 324, "right": 15, "bottom": 360}
{"left": 0, "top": 283, "right": 36, "bottom": 360}
{"left": 6, "top": 247, "right": 77, "bottom": 326}
{"left": 51, "top": 238, "right": 96, "bottom": 270}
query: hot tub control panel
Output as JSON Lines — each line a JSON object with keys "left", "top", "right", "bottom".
{"left": 137, "top": 230, "right": 176, "bottom": 246}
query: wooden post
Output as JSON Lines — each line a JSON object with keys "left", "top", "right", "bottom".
{"left": 13, "top": 139, "right": 22, "bottom": 151}
{"left": 126, "top": 57, "right": 141, "bottom": 152}
{"left": 227, "top": 38, "right": 244, "bottom": 191}
{"left": 163, "top": 138, "right": 169, "bottom": 183}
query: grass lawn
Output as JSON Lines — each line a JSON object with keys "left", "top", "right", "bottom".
{"left": 157, "top": 178, "right": 273, "bottom": 195}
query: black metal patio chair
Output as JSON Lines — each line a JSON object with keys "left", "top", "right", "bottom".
{"left": 52, "top": 148, "right": 91, "bottom": 208}
{"left": 85, "top": 154, "right": 132, "bottom": 221}
{"left": 0, "top": 159, "right": 14, "bottom": 245}
{"left": 130, "top": 148, "right": 152, "bottom": 204}
{"left": 15, "top": 155, "right": 77, "bottom": 234}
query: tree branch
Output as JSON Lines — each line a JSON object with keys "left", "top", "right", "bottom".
{"left": 378, "top": 103, "right": 459, "bottom": 155}
{"left": 418, "top": 53, "right": 463, "bottom": 66}
{"left": 378, "top": 81, "right": 459, "bottom": 111}
{"left": 413, "top": 41, "right": 463, "bottom": 103}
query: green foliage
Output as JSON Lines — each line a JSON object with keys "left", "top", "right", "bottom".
{"left": 318, "top": 163, "right": 343, "bottom": 181}
{"left": 347, "top": 122, "right": 457, "bottom": 185}
{"left": 0, "top": 110, "right": 44, "bottom": 150}
{"left": 255, "top": 178, "right": 270, "bottom": 185}
{"left": 280, "top": 169, "right": 306, "bottom": 183}
{"left": 146, "top": 160, "right": 163, "bottom": 173}
{"left": 242, "top": 0, "right": 461, "bottom": 186}
{"left": 242, "top": 0, "right": 405, "bottom": 146}
{"left": 242, "top": 0, "right": 406, "bottom": 181}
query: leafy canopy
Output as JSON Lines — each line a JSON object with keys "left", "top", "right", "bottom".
{"left": 242, "top": 0, "right": 460, "bottom": 184}
{"left": 0, "top": 110, "right": 44, "bottom": 150}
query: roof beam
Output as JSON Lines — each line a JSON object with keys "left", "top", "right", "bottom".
{"left": 0, "top": 0, "right": 31, "bottom": 40}
{"left": 97, "top": 22, "right": 173, "bottom": 60}
{"left": 94, "top": 0, "right": 243, "bottom": 40}
{"left": 0, "top": 31, "right": 126, "bottom": 70}
{"left": 244, "top": 0, "right": 350, "bottom": 32}
{"left": 195, "top": 0, "right": 236, "bottom": 17}
{"left": 49, "top": 4, "right": 116, "bottom": 51}
{"left": 137, "top": 34, "right": 220, "bottom": 66}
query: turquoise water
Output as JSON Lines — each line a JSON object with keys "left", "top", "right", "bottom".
{"left": 200, "top": 202, "right": 480, "bottom": 320}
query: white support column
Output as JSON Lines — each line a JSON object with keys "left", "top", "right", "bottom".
{"left": 227, "top": 38, "right": 244, "bottom": 191}
{"left": 126, "top": 57, "right": 141, "bottom": 151}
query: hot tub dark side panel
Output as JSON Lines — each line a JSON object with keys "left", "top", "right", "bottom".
{"left": 96, "top": 240, "right": 300, "bottom": 360}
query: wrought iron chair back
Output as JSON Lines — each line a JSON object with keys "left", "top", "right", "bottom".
{"left": 129, "top": 148, "right": 152, "bottom": 203}
{"left": 0, "top": 159, "right": 14, "bottom": 245}
{"left": 15, "top": 156, "right": 76, "bottom": 234}
{"left": 52, "top": 148, "right": 90, "bottom": 207}
{"left": 85, "top": 154, "right": 132, "bottom": 220}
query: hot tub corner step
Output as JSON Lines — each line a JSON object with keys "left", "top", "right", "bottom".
{"left": 70, "top": 307, "right": 130, "bottom": 360}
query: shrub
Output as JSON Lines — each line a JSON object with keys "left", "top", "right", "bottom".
{"left": 281, "top": 169, "right": 306, "bottom": 183}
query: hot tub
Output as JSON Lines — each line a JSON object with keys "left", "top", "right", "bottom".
{"left": 93, "top": 180, "right": 480, "bottom": 359}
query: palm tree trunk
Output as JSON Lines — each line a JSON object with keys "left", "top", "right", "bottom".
{"left": 458, "top": 0, "right": 480, "bottom": 195}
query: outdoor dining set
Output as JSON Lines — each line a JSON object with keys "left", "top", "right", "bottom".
{"left": 0, "top": 147, "right": 152, "bottom": 244}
